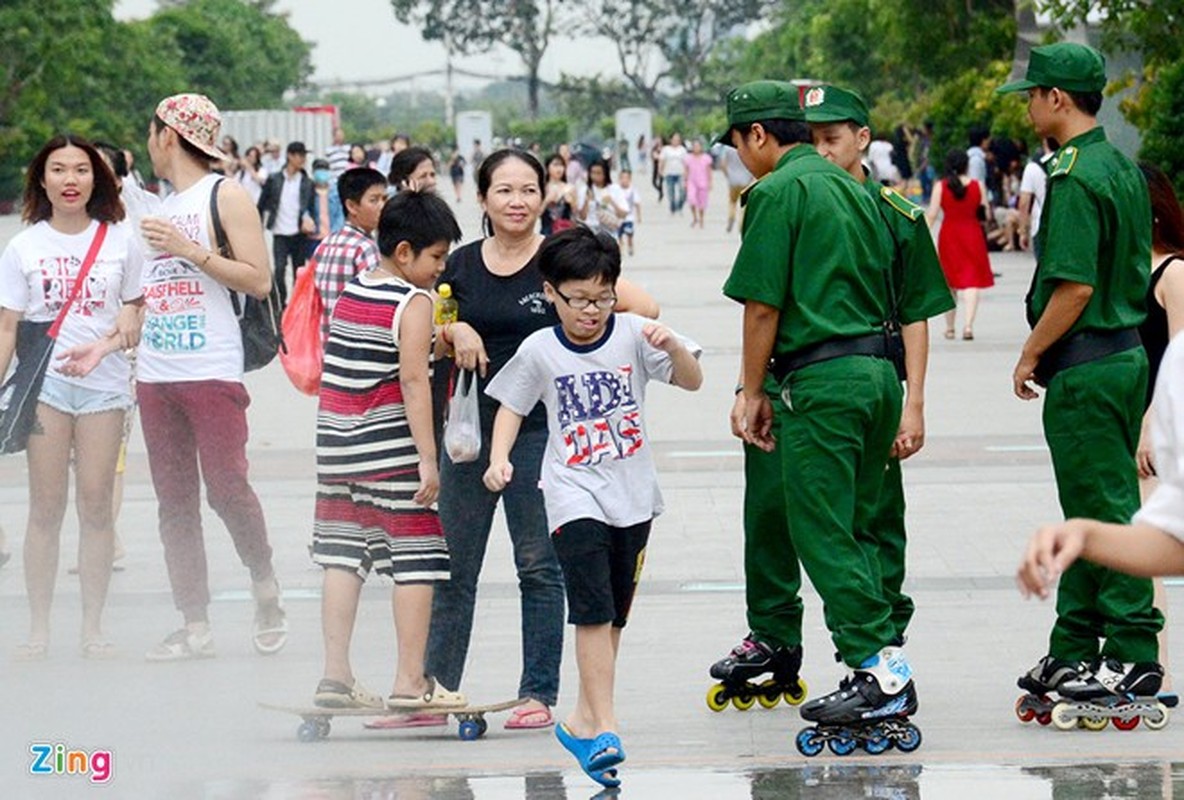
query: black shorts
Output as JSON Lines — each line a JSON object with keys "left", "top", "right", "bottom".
{"left": 550, "top": 517, "right": 650, "bottom": 628}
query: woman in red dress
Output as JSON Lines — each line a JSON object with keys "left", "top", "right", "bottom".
{"left": 925, "top": 148, "right": 994, "bottom": 340}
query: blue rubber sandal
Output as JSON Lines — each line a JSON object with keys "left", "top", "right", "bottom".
{"left": 556, "top": 723, "right": 621, "bottom": 788}
{"left": 587, "top": 731, "right": 625, "bottom": 772}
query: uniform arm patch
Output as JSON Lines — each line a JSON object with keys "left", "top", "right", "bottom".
{"left": 1048, "top": 146, "right": 1078, "bottom": 178}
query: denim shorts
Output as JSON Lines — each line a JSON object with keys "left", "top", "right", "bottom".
{"left": 39, "top": 375, "right": 132, "bottom": 417}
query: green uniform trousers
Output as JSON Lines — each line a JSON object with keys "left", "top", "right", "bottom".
{"left": 866, "top": 456, "right": 914, "bottom": 641}
{"left": 744, "top": 376, "right": 804, "bottom": 648}
{"left": 779, "top": 355, "right": 902, "bottom": 667}
{"left": 1043, "top": 348, "right": 1162, "bottom": 662}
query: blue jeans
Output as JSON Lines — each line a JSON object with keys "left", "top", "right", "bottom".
{"left": 426, "top": 421, "right": 565, "bottom": 706}
{"left": 665, "top": 175, "right": 685, "bottom": 213}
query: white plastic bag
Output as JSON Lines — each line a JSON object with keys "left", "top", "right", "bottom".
{"left": 444, "top": 369, "right": 481, "bottom": 463}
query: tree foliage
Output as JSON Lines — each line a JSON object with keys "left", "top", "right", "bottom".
{"left": 145, "top": 0, "right": 313, "bottom": 110}
{"left": 390, "top": 0, "right": 562, "bottom": 118}
{"left": 577, "top": 0, "right": 776, "bottom": 112}
{"left": 1038, "top": 0, "right": 1184, "bottom": 68}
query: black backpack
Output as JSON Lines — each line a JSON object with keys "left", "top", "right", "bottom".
{"left": 209, "top": 178, "right": 285, "bottom": 371}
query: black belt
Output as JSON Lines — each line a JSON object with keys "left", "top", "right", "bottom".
{"left": 1033, "top": 328, "right": 1142, "bottom": 387}
{"left": 771, "top": 331, "right": 896, "bottom": 383}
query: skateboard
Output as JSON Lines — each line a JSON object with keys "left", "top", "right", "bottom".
{"left": 259, "top": 697, "right": 527, "bottom": 742}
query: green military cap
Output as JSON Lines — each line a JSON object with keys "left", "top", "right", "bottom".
{"left": 801, "top": 85, "right": 870, "bottom": 128}
{"left": 715, "top": 80, "right": 804, "bottom": 145}
{"left": 996, "top": 42, "right": 1107, "bottom": 94}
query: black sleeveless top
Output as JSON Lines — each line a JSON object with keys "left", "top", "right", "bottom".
{"left": 1140, "top": 254, "right": 1183, "bottom": 409}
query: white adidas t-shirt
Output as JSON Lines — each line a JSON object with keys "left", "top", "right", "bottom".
{"left": 137, "top": 173, "right": 244, "bottom": 384}
{"left": 0, "top": 219, "right": 142, "bottom": 394}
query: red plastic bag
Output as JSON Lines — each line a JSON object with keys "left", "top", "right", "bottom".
{"left": 279, "top": 264, "right": 324, "bottom": 395}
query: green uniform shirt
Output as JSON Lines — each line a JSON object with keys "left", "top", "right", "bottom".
{"left": 865, "top": 180, "right": 955, "bottom": 324}
{"left": 1028, "top": 127, "right": 1150, "bottom": 334}
{"left": 723, "top": 145, "right": 896, "bottom": 356}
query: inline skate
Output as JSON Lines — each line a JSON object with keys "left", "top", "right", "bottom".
{"left": 795, "top": 646, "right": 921, "bottom": 756}
{"left": 706, "top": 635, "right": 807, "bottom": 711}
{"left": 1046, "top": 659, "right": 1170, "bottom": 731}
{"left": 1015, "top": 655, "right": 1084, "bottom": 727}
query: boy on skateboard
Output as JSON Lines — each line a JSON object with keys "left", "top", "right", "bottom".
{"left": 312, "top": 191, "right": 465, "bottom": 711}
{"left": 482, "top": 226, "right": 702, "bottom": 787}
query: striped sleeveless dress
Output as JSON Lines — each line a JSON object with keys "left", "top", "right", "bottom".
{"left": 312, "top": 271, "right": 447, "bottom": 582}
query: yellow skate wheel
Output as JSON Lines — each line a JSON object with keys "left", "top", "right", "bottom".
{"left": 784, "top": 678, "right": 808, "bottom": 706}
{"left": 706, "top": 684, "right": 729, "bottom": 712}
{"left": 1050, "top": 702, "right": 1076, "bottom": 731}
{"left": 1079, "top": 715, "right": 1108, "bottom": 731}
{"left": 757, "top": 679, "right": 781, "bottom": 709}
{"left": 1143, "top": 702, "right": 1169, "bottom": 731}
{"left": 731, "top": 692, "right": 756, "bottom": 711}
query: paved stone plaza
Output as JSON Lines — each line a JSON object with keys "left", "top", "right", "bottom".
{"left": 2, "top": 179, "right": 1182, "bottom": 798}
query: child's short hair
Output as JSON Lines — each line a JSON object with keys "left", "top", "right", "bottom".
{"left": 337, "top": 167, "right": 387, "bottom": 206}
{"left": 536, "top": 226, "right": 621, "bottom": 287}
{"left": 377, "top": 189, "right": 462, "bottom": 257}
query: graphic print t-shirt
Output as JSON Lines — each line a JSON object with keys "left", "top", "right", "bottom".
{"left": 0, "top": 219, "right": 142, "bottom": 393}
{"left": 136, "top": 173, "right": 243, "bottom": 383}
{"left": 486, "top": 313, "right": 700, "bottom": 530}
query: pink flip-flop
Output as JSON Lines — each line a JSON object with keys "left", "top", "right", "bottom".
{"left": 504, "top": 705, "right": 554, "bottom": 730}
{"left": 363, "top": 712, "right": 447, "bottom": 730}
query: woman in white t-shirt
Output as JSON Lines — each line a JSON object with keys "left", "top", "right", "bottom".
{"left": 658, "top": 132, "right": 689, "bottom": 214}
{"left": 577, "top": 158, "right": 628, "bottom": 236}
{"left": 0, "top": 135, "right": 144, "bottom": 661}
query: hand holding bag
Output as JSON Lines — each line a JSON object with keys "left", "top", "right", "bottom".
{"left": 0, "top": 223, "right": 108, "bottom": 454}
{"left": 443, "top": 368, "right": 481, "bottom": 463}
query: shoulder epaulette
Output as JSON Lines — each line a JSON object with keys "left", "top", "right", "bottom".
{"left": 739, "top": 180, "right": 758, "bottom": 208}
{"left": 880, "top": 186, "right": 924, "bottom": 221}
{"left": 1048, "top": 146, "right": 1079, "bottom": 178}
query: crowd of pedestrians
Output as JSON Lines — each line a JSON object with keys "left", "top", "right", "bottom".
{"left": 2, "top": 37, "right": 1184, "bottom": 788}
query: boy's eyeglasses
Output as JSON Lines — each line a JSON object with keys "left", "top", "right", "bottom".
{"left": 554, "top": 288, "right": 617, "bottom": 310}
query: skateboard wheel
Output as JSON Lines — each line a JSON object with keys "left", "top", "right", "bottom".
{"left": 475, "top": 716, "right": 488, "bottom": 737}
{"left": 458, "top": 720, "right": 481, "bottom": 741}
{"left": 297, "top": 721, "right": 320, "bottom": 743}
{"left": 315, "top": 718, "right": 331, "bottom": 738}
{"left": 705, "top": 684, "right": 729, "bottom": 712}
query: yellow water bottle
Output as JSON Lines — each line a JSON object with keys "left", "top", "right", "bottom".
{"left": 434, "top": 283, "right": 459, "bottom": 325}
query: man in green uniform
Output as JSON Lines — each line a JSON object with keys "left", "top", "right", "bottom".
{"left": 804, "top": 85, "right": 955, "bottom": 639}
{"left": 721, "top": 80, "right": 917, "bottom": 729}
{"left": 999, "top": 43, "right": 1164, "bottom": 699}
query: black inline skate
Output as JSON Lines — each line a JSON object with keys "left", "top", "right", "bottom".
{"left": 1014, "top": 655, "right": 1085, "bottom": 727}
{"left": 795, "top": 646, "right": 921, "bottom": 756}
{"left": 706, "top": 635, "right": 807, "bottom": 711}
{"left": 1047, "top": 659, "right": 1170, "bottom": 731}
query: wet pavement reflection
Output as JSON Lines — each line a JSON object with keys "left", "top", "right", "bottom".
{"left": 199, "top": 762, "right": 1182, "bottom": 799}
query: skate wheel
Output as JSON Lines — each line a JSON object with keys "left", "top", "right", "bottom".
{"left": 297, "top": 720, "right": 321, "bottom": 743}
{"left": 794, "top": 727, "right": 824, "bottom": 757}
{"left": 1050, "top": 702, "right": 1076, "bottom": 731}
{"left": 731, "top": 692, "right": 756, "bottom": 711}
{"left": 894, "top": 723, "right": 922, "bottom": 753}
{"left": 315, "top": 718, "right": 331, "bottom": 738}
{"left": 458, "top": 720, "right": 481, "bottom": 741}
{"left": 784, "top": 678, "right": 808, "bottom": 706}
{"left": 1035, "top": 710, "right": 1052, "bottom": 726}
{"left": 1079, "top": 715, "right": 1108, "bottom": 731}
{"left": 1143, "top": 703, "right": 1169, "bottom": 731}
{"left": 705, "top": 684, "right": 729, "bottom": 713}
{"left": 1111, "top": 714, "right": 1139, "bottom": 731}
{"left": 863, "top": 730, "right": 892, "bottom": 755}
{"left": 757, "top": 679, "right": 781, "bottom": 709}
{"left": 827, "top": 735, "right": 858, "bottom": 756}
{"left": 895, "top": 719, "right": 923, "bottom": 752}
{"left": 1014, "top": 695, "right": 1035, "bottom": 723}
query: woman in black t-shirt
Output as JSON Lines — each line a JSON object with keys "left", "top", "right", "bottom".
{"left": 425, "top": 149, "right": 656, "bottom": 729}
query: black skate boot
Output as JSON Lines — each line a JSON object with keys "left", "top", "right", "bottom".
{"left": 706, "top": 635, "right": 806, "bottom": 711}
{"left": 1047, "top": 659, "right": 1170, "bottom": 731}
{"left": 1015, "top": 655, "right": 1085, "bottom": 726}
{"left": 795, "top": 646, "right": 920, "bottom": 757}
